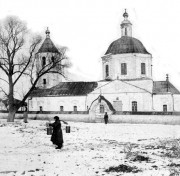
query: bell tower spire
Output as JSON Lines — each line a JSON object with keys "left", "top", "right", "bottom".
{"left": 121, "top": 9, "right": 132, "bottom": 37}
{"left": 45, "top": 27, "right": 50, "bottom": 38}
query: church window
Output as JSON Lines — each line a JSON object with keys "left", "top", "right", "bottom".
{"left": 51, "top": 56, "right": 55, "bottom": 63}
{"left": 100, "top": 105, "right": 104, "bottom": 113}
{"left": 39, "top": 106, "right": 43, "bottom": 112}
{"left": 163, "top": 105, "right": 167, "bottom": 112}
{"left": 105, "top": 65, "right": 109, "bottom": 77}
{"left": 141, "top": 63, "right": 146, "bottom": 74}
{"left": 60, "top": 106, "right": 64, "bottom": 112}
{"left": 43, "top": 79, "right": 46, "bottom": 85}
{"left": 42, "top": 57, "right": 46, "bottom": 66}
{"left": 74, "top": 106, "right": 77, "bottom": 112}
{"left": 121, "top": 63, "right": 127, "bottom": 75}
{"left": 125, "top": 28, "right": 127, "bottom": 36}
{"left": 132, "top": 101, "right": 137, "bottom": 112}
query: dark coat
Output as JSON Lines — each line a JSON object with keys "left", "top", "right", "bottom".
{"left": 49, "top": 120, "right": 63, "bottom": 145}
{"left": 104, "top": 114, "right": 108, "bottom": 119}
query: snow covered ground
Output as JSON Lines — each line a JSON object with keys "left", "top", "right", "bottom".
{"left": 0, "top": 119, "right": 180, "bottom": 176}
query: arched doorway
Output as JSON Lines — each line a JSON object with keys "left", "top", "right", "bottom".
{"left": 89, "top": 95, "right": 115, "bottom": 122}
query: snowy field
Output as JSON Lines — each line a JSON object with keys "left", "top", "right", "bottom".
{"left": 1, "top": 119, "right": 180, "bottom": 176}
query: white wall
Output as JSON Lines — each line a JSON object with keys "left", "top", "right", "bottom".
{"left": 102, "top": 53, "right": 152, "bottom": 80}
{"left": 153, "top": 94, "right": 173, "bottom": 111}
{"left": 29, "top": 96, "right": 87, "bottom": 111}
{"left": 87, "top": 80, "right": 153, "bottom": 111}
{"left": 1, "top": 112, "right": 180, "bottom": 125}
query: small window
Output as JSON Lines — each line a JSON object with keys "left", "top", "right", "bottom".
{"left": 74, "top": 106, "right": 77, "bottom": 112}
{"left": 121, "top": 63, "right": 127, "bottom": 75}
{"left": 163, "top": 105, "right": 167, "bottom": 112}
{"left": 40, "top": 106, "right": 43, "bottom": 112}
{"left": 43, "top": 79, "right": 46, "bottom": 85}
{"left": 132, "top": 101, "right": 137, "bottom": 112}
{"left": 51, "top": 56, "right": 55, "bottom": 63}
{"left": 42, "top": 57, "right": 46, "bottom": 66}
{"left": 105, "top": 65, "right": 109, "bottom": 77}
{"left": 60, "top": 106, "right": 64, "bottom": 112}
{"left": 100, "top": 105, "right": 105, "bottom": 113}
{"left": 141, "top": 63, "right": 146, "bottom": 75}
{"left": 125, "top": 28, "right": 127, "bottom": 36}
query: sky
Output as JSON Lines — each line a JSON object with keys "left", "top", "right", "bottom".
{"left": 0, "top": 0, "right": 180, "bottom": 89}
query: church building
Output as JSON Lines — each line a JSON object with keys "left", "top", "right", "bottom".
{"left": 29, "top": 10, "right": 180, "bottom": 122}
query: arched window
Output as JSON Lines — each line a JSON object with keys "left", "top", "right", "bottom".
{"left": 60, "top": 106, "right": 64, "bottom": 112}
{"left": 43, "top": 79, "right": 46, "bottom": 85}
{"left": 105, "top": 65, "right": 109, "bottom": 77}
{"left": 42, "top": 57, "right": 46, "bottom": 66}
{"left": 132, "top": 101, "right": 137, "bottom": 112}
{"left": 141, "top": 63, "right": 146, "bottom": 75}
{"left": 125, "top": 28, "right": 127, "bottom": 36}
{"left": 100, "top": 105, "right": 104, "bottom": 113}
{"left": 74, "top": 106, "right": 77, "bottom": 112}
{"left": 163, "top": 105, "right": 167, "bottom": 112}
{"left": 51, "top": 56, "right": 55, "bottom": 63}
{"left": 121, "top": 63, "right": 127, "bottom": 75}
{"left": 39, "top": 106, "right": 43, "bottom": 112}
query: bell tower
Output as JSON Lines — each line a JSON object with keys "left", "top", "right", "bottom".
{"left": 36, "top": 28, "right": 64, "bottom": 88}
{"left": 121, "top": 9, "right": 132, "bottom": 37}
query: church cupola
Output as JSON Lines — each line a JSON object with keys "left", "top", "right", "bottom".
{"left": 121, "top": 9, "right": 132, "bottom": 37}
{"left": 36, "top": 28, "right": 65, "bottom": 88}
{"left": 45, "top": 27, "right": 50, "bottom": 38}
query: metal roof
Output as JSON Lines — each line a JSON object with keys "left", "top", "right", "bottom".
{"left": 30, "top": 82, "right": 98, "bottom": 97}
{"left": 38, "top": 37, "right": 59, "bottom": 53}
{"left": 153, "top": 81, "right": 180, "bottom": 94}
{"left": 105, "top": 36, "right": 150, "bottom": 55}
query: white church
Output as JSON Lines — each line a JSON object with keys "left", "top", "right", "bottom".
{"left": 29, "top": 10, "right": 180, "bottom": 120}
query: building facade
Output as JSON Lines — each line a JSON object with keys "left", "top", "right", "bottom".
{"left": 29, "top": 10, "right": 180, "bottom": 121}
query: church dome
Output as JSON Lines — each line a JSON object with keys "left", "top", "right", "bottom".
{"left": 105, "top": 36, "right": 150, "bottom": 55}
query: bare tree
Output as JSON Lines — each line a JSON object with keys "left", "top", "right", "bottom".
{"left": 0, "top": 16, "right": 68, "bottom": 122}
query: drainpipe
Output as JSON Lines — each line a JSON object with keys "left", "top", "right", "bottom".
{"left": 171, "top": 93, "right": 175, "bottom": 112}
{"left": 152, "top": 93, "right": 154, "bottom": 111}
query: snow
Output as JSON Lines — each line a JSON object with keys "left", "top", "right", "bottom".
{"left": 0, "top": 119, "right": 180, "bottom": 176}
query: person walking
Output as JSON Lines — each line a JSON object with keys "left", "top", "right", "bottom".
{"left": 104, "top": 112, "right": 108, "bottom": 124}
{"left": 49, "top": 116, "right": 68, "bottom": 149}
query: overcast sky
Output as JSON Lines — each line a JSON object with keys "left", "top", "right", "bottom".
{"left": 0, "top": 0, "right": 180, "bottom": 89}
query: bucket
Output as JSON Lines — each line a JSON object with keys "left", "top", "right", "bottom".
{"left": 47, "top": 126, "right": 53, "bottom": 135}
{"left": 66, "top": 126, "right": 70, "bottom": 133}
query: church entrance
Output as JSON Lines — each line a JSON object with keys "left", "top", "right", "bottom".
{"left": 89, "top": 95, "right": 116, "bottom": 123}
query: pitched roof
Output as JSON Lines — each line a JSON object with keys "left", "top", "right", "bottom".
{"left": 105, "top": 36, "right": 150, "bottom": 55}
{"left": 38, "top": 37, "right": 59, "bottom": 53}
{"left": 30, "top": 82, "right": 98, "bottom": 97}
{"left": 88, "top": 95, "right": 116, "bottom": 113}
{"left": 153, "top": 81, "right": 180, "bottom": 94}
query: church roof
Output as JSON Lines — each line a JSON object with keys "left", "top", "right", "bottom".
{"left": 38, "top": 37, "right": 59, "bottom": 53}
{"left": 30, "top": 82, "right": 98, "bottom": 97}
{"left": 105, "top": 36, "right": 150, "bottom": 55}
{"left": 153, "top": 81, "right": 180, "bottom": 94}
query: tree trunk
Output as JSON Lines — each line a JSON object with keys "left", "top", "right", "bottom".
{"left": 7, "top": 109, "right": 16, "bottom": 122}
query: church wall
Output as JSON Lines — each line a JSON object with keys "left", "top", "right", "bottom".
{"left": 87, "top": 92, "right": 152, "bottom": 112}
{"left": 173, "top": 94, "right": 180, "bottom": 111}
{"left": 125, "top": 79, "right": 153, "bottom": 93}
{"left": 29, "top": 96, "right": 87, "bottom": 111}
{"left": 87, "top": 80, "right": 153, "bottom": 111}
{"left": 153, "top": 94, "right": 174, "bottom": 111}
{"left": 110, "top": 53, "right": 152, "bottom": 80}
{"left": 36, "top": 52, "right": 63, "bottom": 88}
